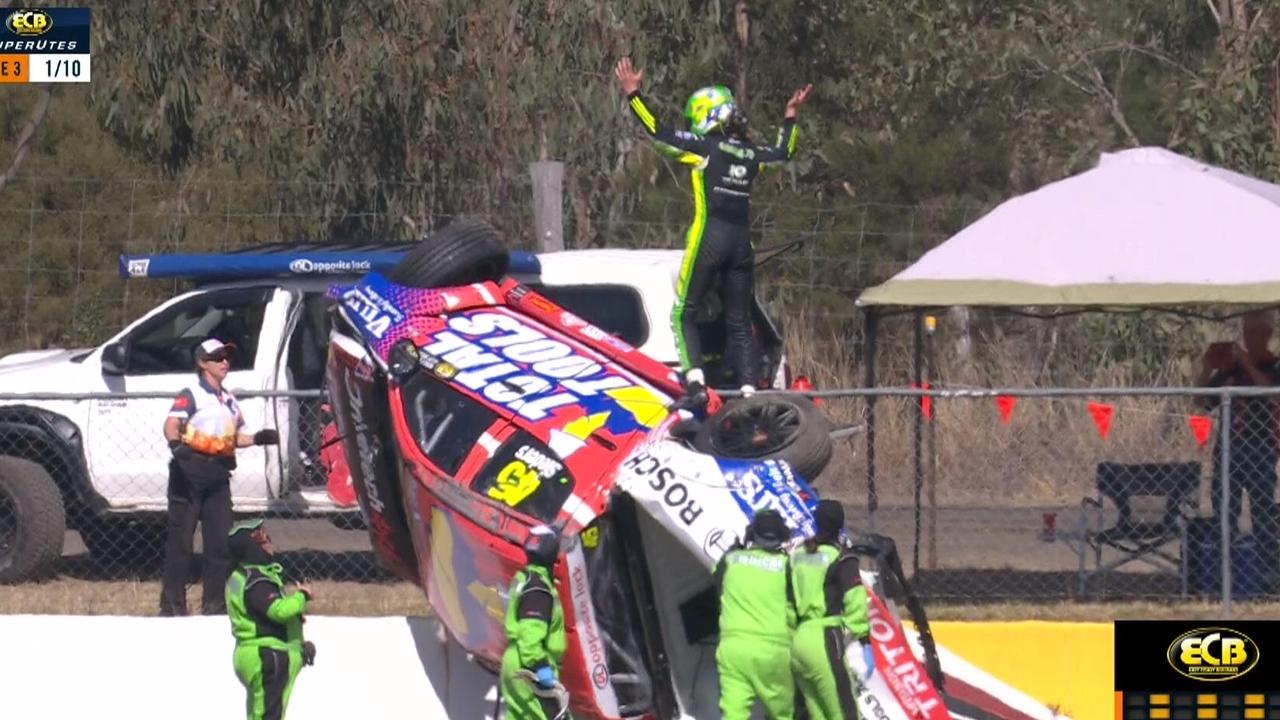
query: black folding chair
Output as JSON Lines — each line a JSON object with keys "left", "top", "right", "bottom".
{"left": 1074, "top": 461, "right": 1201, "bottom": 597}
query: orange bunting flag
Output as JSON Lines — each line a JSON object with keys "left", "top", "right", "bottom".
{"left": 1187, "top": 415, "right": 1212, "bottom": 448}
{"left": 995, "top": 395, "right": 1017, "bottom": 425}
{"left": 1088, "top": 402, "right": 1113, "bottom": 440}
{"left": 913, "top": 382, "right": 933, "bottom": 421}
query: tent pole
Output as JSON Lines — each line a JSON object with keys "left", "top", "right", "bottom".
{"left": 913, "top": 310, "right": 924, "bottom": 575}
{"left": 863, "top": 308, "right": 879, "bottom": 533}
{"left": 925, "top": 314, "right": 938, "bottom": 571}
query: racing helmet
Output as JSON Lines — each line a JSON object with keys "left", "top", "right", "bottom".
{"left": 523, "top": 524, "right": 561, "bottom": 568}
{"left": 684, "top": 85, "right": 737, "bottom": 136}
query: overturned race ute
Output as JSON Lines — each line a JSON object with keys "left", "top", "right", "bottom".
{"left": 326, "top": 220, "right": 1067, "bottom": 720}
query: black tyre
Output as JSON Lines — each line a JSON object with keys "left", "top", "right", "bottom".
{"left": 694, "top": 393, "right": 833, "bottom": 482}
{"left": 0, "top": 456, "right": 66, "bottom": 583}
{"left": 387, "top": 218, "right": 509, "bottom": 288}
{"left": 79, "top": 517, "right": 166, "bottom": 574}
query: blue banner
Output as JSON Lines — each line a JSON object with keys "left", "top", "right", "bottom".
{"left": 717, "top": 457, "right": 819, "bottom": 538}
{"left": 119, "top": 249, "right": 540, "bottom": 281}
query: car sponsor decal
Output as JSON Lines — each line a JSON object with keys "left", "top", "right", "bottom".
{"left": 615, "top": 440, "right": 816, "bottom": 568}
{"left": 619, "top": 450, "right": 706, "bottom": 528}
{"left": 417, "top": 309, "right": 669, "bottom": 434}
{"left": 718, "top": 457, "right": 819, "bottom": 538}
{"left": 334, "top": 274, "right": 683, "bottom": 424}
{"left": 330, "top": 272, "right": 472, "bottom": 353}
{"left": 849, "top": 593, "right": 949, "bottom": 720}
{"left": 564, "top": 540, "right": 621, "bottom": 716}
{"left": 339, "top": 281, "right": 406, "bottom": 340}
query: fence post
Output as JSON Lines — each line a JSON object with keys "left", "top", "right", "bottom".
{"left": 912, "top": 311, "right": 924, "bottom": 574}
{"left": 530, "top": 160, "right": 564, "bottom": 252}
{"left": 1219, "top": 389, "right": 1232, "bottom": 618}
{"left": 925, "top": 315, "right": 938, "bottom": 571}
{"left": 863, "top": 309, "right": 879, "bottom": 533}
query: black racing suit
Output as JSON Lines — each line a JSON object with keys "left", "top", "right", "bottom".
{"left": 627, "top": 92, "right": 799, "bottom": 387}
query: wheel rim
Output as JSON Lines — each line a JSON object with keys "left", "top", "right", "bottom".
{"left": 709, "top": 401, "right": 804, "bottom": 458}
{"left": 0, "top": 487, "right": 17, "bottom": 561}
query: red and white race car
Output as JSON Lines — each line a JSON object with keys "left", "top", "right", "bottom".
{"left": 326, "top": 221, "right": 1067, "bottom": 720}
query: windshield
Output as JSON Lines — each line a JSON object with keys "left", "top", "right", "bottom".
{"left": 529, "top": 283, "right": 649, "bottom": 348}
{"left": 398, "top": 371, "right": 501, "bottom": 476}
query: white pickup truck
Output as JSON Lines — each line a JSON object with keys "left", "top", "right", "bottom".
{"left": 0, "top": 241, "right": 789, "bottom": 582}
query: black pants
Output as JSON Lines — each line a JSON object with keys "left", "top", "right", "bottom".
{"left": 160, "top": 456, "right": 233, "bottom": 615}
{"left": 673, "top": 216, "right": 758, "bottom": 386}
{"left": 823, "top": 625, "right": 859, "bottom": 720}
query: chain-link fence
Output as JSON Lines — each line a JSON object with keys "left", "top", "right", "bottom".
{"left": 809, "top": 385, "right": 1280, "bottom": 615}
{"left": 4, "top": 385, "right": 1279, "bottom": 617}
{"left": 0, "top": 173, "right": 954, "bottom": 358}
{"left": 0, "top": 389, "right": 387, "bottom": 588}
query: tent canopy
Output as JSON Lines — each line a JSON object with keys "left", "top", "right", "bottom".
{"left": 857, "top": 147, "right": 1280, "bottom": 309}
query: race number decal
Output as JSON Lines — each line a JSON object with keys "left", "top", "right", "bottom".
{"left": 487, "top": 458, "right": 543, "bottom": 507}
{"left": 473, "top": 432, "right": 575, "bottom": 523}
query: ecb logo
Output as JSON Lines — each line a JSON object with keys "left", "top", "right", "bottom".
{"left": 1166, "top": 627, "right": 1259, "bottom": 682}
{"left": 5, "top": 9, "right": 52, "bottom": 36}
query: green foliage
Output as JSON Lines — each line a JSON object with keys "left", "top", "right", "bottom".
{"left": 1, "top": 0, "right": 1278, "bottom": 381}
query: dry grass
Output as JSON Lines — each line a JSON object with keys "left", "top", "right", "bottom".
{"left": 0, "top": 579, "right": 428, "bottom": 616}
{"left": 781, "top": 312, "right": 1238, "bottom": 510}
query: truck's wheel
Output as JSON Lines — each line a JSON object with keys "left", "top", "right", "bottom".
{"left": 387, "top": 218, "right": 509, "bottom": 288}
{"left": 0, "top": 456, "right": 66, "bottom": 583}
{"left": 693, "top": 393, "right": 834, "bottom": 482}
{"left": 79, "top": 518, "right": 166, "bottom": 574}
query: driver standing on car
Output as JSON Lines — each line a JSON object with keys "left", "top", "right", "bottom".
{"left": 714, "top": 509, "right": 798, "bottom": 720}
{"left": 615, "top": 57, "right": 811, "bottom": 403}
{"left": 790, "top": 500, "right": 873, "bottom": 720}
{"left": 159, "top": 337, "right": 279, "bottom": 616}
{"left": 501, "top": 524, "right": 568, "bottom": 720}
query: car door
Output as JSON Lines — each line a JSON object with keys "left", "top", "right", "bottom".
{"left": 393, "top": 370, "right": 524, "bottom": 661}
{"left": 272, "top": 290, "right": 338, "bottom": 504}
{"left": 85, "top": 286, "right": 288, "bottom": 510}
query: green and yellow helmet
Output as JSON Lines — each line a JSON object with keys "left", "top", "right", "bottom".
{"left": 684, "top": 85, "right": 736, "bottom": 136}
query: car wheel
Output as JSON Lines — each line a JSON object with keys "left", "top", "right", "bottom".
{"left": 387, "top": 218, "right": 509, "bottom": 288}
{"left": 0, "top": 456, "right": 66, "bottom": 583}
{"left": 693, "top": 393, "right": 833, "bottom": 482}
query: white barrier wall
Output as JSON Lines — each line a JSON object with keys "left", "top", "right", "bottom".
{"left": 0, "top": 615, "right": 501, "bottom": 719}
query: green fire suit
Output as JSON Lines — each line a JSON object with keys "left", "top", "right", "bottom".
{"left": 501, "top": 564, "right": 567, "bottom": 720}
{"left": 626, "top": 92, "right": 798, "bottom": 386}
{"left": 790, "top": 543, "right": 871, "bottom": 720}
{"left": 715, "top": 545, "right": 798, "bottom": 720}
{"left": 226, "top": 561, "right": 308, "bottom": 720}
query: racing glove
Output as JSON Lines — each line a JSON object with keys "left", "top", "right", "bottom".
{"left": 534, "top": 664, "right": 556, "bottom": 690}
{"left": 302, "top": 641, "right": 317, "bottom": 666}
{"left": 861, "top": 642, "right": 876, "bottom": 682}
{"left": 253, "top": 429, "right": 280, "bottom": 446}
